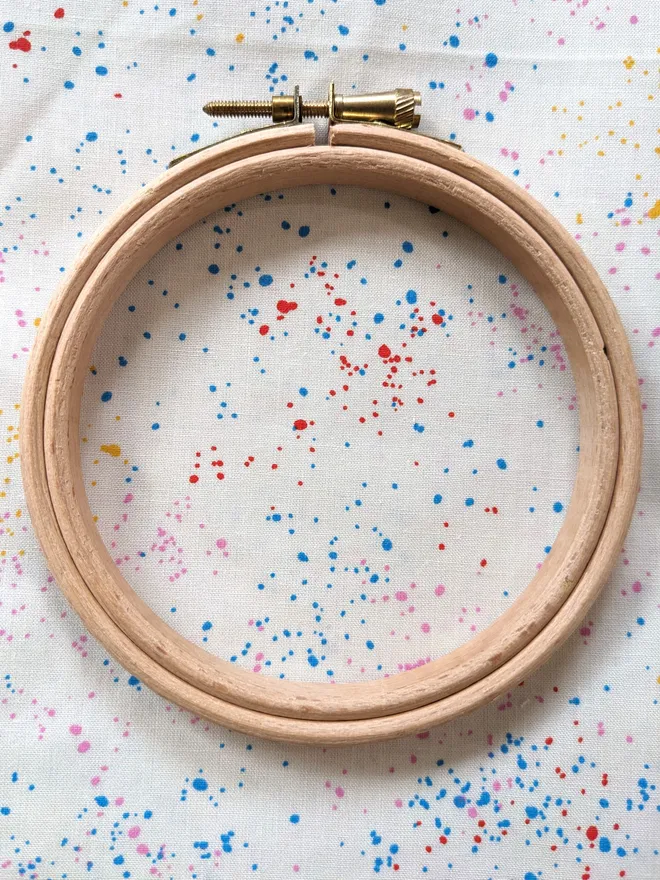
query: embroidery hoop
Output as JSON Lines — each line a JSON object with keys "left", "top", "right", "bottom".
{"left": 21, "top": 120, "right": 641, "bottom": 744}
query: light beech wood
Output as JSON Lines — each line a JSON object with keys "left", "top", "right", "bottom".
{"left": 21, "top": 123, "right": 641, "bottom": 744}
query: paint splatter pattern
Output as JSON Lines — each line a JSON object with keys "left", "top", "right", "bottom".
{"left": 1, "top": 1, "right": 659, "bottom": 877}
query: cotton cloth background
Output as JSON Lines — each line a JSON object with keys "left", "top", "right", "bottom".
{"left": 1, "top": 1, "right": 659, "bottom": 878}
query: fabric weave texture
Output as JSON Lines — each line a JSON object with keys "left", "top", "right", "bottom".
{"left": 0, "top": 1, "right": 659, "bottom": 878}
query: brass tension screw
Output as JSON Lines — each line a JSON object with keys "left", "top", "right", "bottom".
{"left": 203, "top": 86, "right": 422, "bottom": 130}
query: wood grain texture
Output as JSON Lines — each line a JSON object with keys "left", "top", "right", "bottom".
{"left": 20, "top": 123, "right": 641, "bottom": 744}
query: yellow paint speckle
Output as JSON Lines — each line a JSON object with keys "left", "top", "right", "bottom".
{"left": 236, "top": 32, "right": 244, "bottom": 43}
{"left": 648, "top": 199, "right": 660, "bottom": 219}
{"left": 576, "top": 213, "right": 583, "bottom": 225}
{"left": 34, "top": 317, "right": 41, "bottom": 327}
{"left": 101, "top": 443, "right": 121, "bottom": 457}
{"left": 623, "top": 56, "right": 635, "bottom": 70}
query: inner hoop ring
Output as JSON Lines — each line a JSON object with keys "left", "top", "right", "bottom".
{"left": 21, "top": 123, "right": 641, "bottom": 744}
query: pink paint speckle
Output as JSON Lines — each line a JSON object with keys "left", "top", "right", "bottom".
{"left": 77, "top": 740, "right": 91, "bottom": 753}
{"left": 463, "top": 108, "right": 476, "bottom": 121}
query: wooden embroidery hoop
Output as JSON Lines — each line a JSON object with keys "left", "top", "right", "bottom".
{"left": 20, "top": 120, "right": 642, "bottom": 745}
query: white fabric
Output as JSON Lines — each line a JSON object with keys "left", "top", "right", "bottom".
{"left": 1, "top": 1, "right": 659, "bottom": 877}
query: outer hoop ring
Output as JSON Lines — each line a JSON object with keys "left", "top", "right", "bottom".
{"left": 21, "top": 123, "right": 641, "bottom": 744}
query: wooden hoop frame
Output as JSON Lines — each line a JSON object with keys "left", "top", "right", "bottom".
{"left": 21, "top": 123, "right": 641, "bottom": 744}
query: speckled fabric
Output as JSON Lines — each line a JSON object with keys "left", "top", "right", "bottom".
{"left": 1, "top": 2, "right": 659, "bottom": 878}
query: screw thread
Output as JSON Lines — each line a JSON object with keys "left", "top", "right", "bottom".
{"left": 203, "top": 99, "right": 273, "bottom": 118}
{"left": 204, "top": 98, "right": 332, "bottom": 119}
{"left": 301, "top": 101, "right": 330, "bottom": 118}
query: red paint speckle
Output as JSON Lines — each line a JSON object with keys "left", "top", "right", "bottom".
{"left": 378, "top": 344, "right": 391, "bottom": 358}
{"left": 293, "top": 419, "right": 308, "bottom": 431}
{"left": 259, "top": 324, "right": 269, "bottom": 336}
{"left": 9, "top": 35, "right": 32, "bottom": 51}
{"left": 480, "top": 558, "right": 487, "bottom": 567}
{"left": 586, "top": 826, "right": 599, "bottom": 841}
{"left": 276, "top": 299, "right": 298, "bottom": 314}
{"left": 54, "top": 7, "right": 65, "bottom": 18}
{"left": 189, "top": 474, "right": 199, "bottom": 484}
